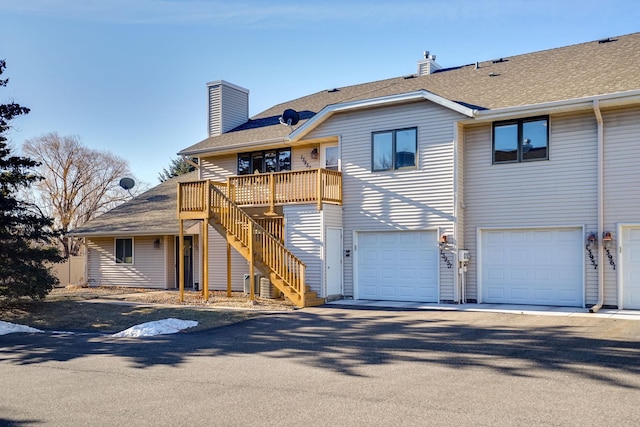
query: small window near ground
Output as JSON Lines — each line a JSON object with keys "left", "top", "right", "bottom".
{"left": 493, "top": 117, "right": 548, "bottom": 163}
{"left": 115, "top": 238, "right": 133, "bottom": 264}
{"left": 372, "top": 128, "right": 417, "bottom": 171}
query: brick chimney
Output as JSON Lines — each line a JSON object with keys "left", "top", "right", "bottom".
{"left": 207, "top": 80, "right": 249, "bottom": 137}
{"left": 417, "top": 51, "right": 442, "bottom": 76}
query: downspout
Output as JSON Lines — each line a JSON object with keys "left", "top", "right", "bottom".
{"left": 452, "top": 123, "right": 460, "bottom": 303}
{"left": 590, "top": 99, "right": 604, "bottom": 313}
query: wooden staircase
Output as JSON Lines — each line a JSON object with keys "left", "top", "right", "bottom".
{"left": 207, "top": 181, "right": 324, "bottom": 308}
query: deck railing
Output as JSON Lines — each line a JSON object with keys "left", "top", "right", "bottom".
{"left": 227, "top": 168, "right": 342, "bottom": 210}
{"left": 178, "top": 169, "right": 341, "bottom": 216}
{"left": 177, "top": 180, "right": 211, "bottom": 218}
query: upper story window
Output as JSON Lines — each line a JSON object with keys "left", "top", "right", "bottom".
{"left": 238, "top": 148, "right": 291, "bottom": 175}
{"left": 493, "top": 116, "right": 549, "bottom": 163}
{"left": 115, "top": 238, "right": 133, "bottom": 264}
{"left": 372, "top": 127, "right": 417, "bottom": 171}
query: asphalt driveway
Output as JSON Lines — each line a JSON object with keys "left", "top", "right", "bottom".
{"left": 1, "top": 306, "right": 639, "bottom": 426}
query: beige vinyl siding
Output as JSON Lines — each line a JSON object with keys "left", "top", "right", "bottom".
{"left": 603, "top": 106, "right": 640, "bottom": 306}
{"left": 305, "top": 101, "right": 462, "bottom": 300}
{"left": 293, "top": 146, "right": 321, "bottom": 170}
{"left": 204, "top": 227, "right": 248, "bottom": 291}
{"left": 463, "top": 112, "right": 598, "bottom": 303}
{"left": 322, "top": 203, "right": 343, "bottom": 228}
{"left": 200, "top": 154, "right": 236, "bottom": 180}
{"left": 86, "top": 237, "right": 167, "bottom": 289}
{"left": 284, "top": 205, "right": 322, "bottom": 295}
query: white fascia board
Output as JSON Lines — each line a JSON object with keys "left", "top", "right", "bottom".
{"left": 288, "top": 90, "right": 476, "bottom": 141}
{"left": 471, "top": 89, "right": 640, "bottom": 123}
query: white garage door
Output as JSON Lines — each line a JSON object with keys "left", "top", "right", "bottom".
{"left": 481, "top": 228, "right": 583, "bottom": 306}
{"left": 622, "top": 227, "right": 640, "bottom": 309}
{"left": 357, "top": 231, "right": 438, "bottom": 302}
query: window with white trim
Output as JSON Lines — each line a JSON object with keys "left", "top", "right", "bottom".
{"left": 372, "top": 128, "right": 417, "bottom": 171}
{"left": 493, "top": 116, "right": 549, "bottom": 163}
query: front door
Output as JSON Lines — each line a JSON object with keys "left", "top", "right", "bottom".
{"left": 175, "top": 236, "right": 194, "bottom": 289}
{"left": 622, "top": 227, "right": 640, "bottom": 309}
{"left": 326, "top": 227, "right": 343, "bottom": 297}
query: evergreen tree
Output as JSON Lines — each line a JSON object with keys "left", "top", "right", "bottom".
{"left": 158, "top": 157, "right": 197, "bottom": 182}
{"left": 0, "top": 59, "right": 62, "bottom": 300}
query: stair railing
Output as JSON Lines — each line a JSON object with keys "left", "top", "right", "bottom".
{"left": 208, "top": 181, "right": 306, "bottom": 304}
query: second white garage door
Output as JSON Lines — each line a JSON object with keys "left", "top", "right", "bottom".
{"left": 357, "top": 231, "right": 438, "bottom": 302}
{"left": 481, "top": 227, "right": 583, "bottom": 306}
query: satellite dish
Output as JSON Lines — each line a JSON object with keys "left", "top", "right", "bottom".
{"left": 119, "top": 177, "right": 135, "bottom": 191}
{"left": 279, "top": 109, "right": 300, "bottom": 126}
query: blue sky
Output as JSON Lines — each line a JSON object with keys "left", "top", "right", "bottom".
{"left": 1, "top": 0, "right": 639, "bottom": 186}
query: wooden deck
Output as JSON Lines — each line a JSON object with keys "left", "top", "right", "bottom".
{"left": 176, "top": 168, "right": 340, "bottom": 308}
{"left": 177, "top": 168, "right": 342, "bottom": 218}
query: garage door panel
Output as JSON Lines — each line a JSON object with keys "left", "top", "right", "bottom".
{"left": 357, "top": 231, "right": 438, "bottom": 302}
{"left": 482, "top": 228, "right": 583, "bottom": 306}
{"left": 487, "top": 287, "right": 504, "bottom": 299}
{"left": 511, "top": 268, "right": 527, "bottom": 280}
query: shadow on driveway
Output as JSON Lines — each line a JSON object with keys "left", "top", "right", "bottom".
{"left": 2, "top": 308, "right": 639, "bottom": 389}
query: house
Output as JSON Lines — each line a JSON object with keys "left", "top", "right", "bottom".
{"left": 79, "top": 32, "right": 640, "bottom": 310}
{"left": 71, "top": 171, "right": 203, "bottom": 290}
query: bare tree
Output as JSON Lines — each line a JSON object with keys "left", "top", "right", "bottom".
{"left": 22, "top": 133, "right": 133, "bottom": 257}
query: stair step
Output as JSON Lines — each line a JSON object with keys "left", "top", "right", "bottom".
{"left": 303, "top": 297, "right": 325, "bottom": 307}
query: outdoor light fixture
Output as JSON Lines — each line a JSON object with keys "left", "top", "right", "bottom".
{"left": 310, "top": 148, "right": 319, "bottom": 159}
{"left": 439, "top": 234, "right": 449, "bottom": 249}
{"left": 153, "top": 238, "right": 161, "bottom": 249}
{"left": 602, "top": 232, "right": 613, "bottom": 250}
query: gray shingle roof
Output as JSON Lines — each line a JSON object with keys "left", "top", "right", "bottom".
{"left": 180, "top": 32, "right": 640, "bottom": 155}
{"left": 70, "top": 171, "right": 200, "bottom": 237}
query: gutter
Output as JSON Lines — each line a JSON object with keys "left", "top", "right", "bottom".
{"left": 590, "top": 99, "right": 605, "bottom": 313}
{"left": 471, "top": 89, "right": 640, "bottom": 122}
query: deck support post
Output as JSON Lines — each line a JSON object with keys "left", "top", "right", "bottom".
{"left": 178, "top": 219, "right": 184, "bottom": 302}
{"left": 268, "top": 173, "right": 276, "bottom": 214}
{"left": 316, "top": 170, "right": 322, "bottom": 211}
{"left": 248, "top": 221, "right": 255, "bottom": 301}
{"left": 202, "top": 220, "right": 209, "bottom": 301}
{"left": 226, "top": 242, "right": 232, "bottom": 297}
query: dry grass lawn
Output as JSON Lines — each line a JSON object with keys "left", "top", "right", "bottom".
{"left": 0, "top": 286, "right": 296, "bottom": 333}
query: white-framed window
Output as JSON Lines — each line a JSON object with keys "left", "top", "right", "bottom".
{"left": 237, "top": 148, "right": 291, "bottom": 175}
{"left": 372, "top": 127, "right": 417, "bottom": 171}
{"left": 322, "top": 145, "right": 339, "bottom": 171}
{"left": 115, "top": 238, "right": 133, "bottom": 264}
{"left": 493, "top": 116, "right": 549, "bottom": 163}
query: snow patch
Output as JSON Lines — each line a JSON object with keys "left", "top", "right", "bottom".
{"left": 0, "top": 320, "right": 43, "bottom": 335}
{"left": 111, "top": 318, "right": 198, "bottom": 337}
